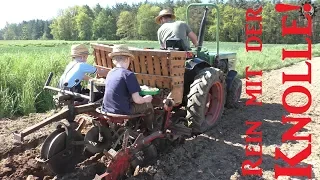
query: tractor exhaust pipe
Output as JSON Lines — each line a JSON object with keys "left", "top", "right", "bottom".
{"left": 197, "top": 6, "right": 209, "bottom": 52}
{"left": 187, "top": 3, "right": 220, "bottom": 54}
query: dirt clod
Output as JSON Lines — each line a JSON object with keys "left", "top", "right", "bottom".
{"left": 26, "top": 175, "right": 39, "bottom": 180}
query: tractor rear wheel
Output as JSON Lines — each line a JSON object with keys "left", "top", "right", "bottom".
{"left": 186, "top": 67, "right": 226, "bottom": 134}
{"left": 226, "top": 77, "right": 242, "bottom": 108}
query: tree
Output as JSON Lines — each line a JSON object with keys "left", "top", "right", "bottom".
{"left": 136, "top": 4, "right": 161, "bottom": 40}
{"left": 0, "top": 29, "right": 4, "bottom": 40}
{"left": 21, "top": 24, "right": 29, "bottom": 40}
{"left": 50, "top": 6, "right": 80, "bottom": 40}
{"left": 112, "top": 2, "right": 132, "bottom": 18}
{"left": 93, "top": 10, "right": 117, "bottom": 40}
{"left": 208, "top": 4, "right": 224, "bottom": 41}
{"left": 176, "top": 0, "right": 188, "bottom": 7}
{"left": 42, "top": 21, "right": 53, "bottom": 40}
{"left": 3, "top": 23, "right": 18, "bottom": 40}
{"left": 162, "top": 0, "right": 174, "bottom": 9}
{"left": 174, "top": 5, "right": 187, "bottom": 21}
{"left": 83, "top": 5, "right": 95, "bottom": 19}
{"left": 1, "top": 1, "right": 319, "bottom": 44}
{"left": 220, "top": 5, "right": 245, "bottom": 42}
{"left": 116, "top": 11, "right": 136, "bottom": 39}
{"left": 262, "top": 2, "right": 281, "bottom": 43}
{"left": 76, "top": 10, "right": 93, "bottom": 40}
{"left": 31, "top": 20, "right": 44, "bottom": 40}
{"left": 93, "top": 3, "right": 103, "bottom": 17}
{"left": 50, "top": 16, "right": 73, "bottom": 40}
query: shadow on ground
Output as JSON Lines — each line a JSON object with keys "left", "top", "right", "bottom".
{"left": 209, "top": 98, "right": 303, "bottom": 146}
{"left": 137, "top": 98, "right": 315, "bottom": 180}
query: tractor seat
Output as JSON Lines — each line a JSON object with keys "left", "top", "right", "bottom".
{"left": 95, "top": 107, "right": 145, "bottom": 119}
{"left": 165, "top": 38, "right": 189, "bottom": 51}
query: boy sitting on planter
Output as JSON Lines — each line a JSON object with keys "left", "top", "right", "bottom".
{"left": 59, "top": 44, "right": 106, "bottom": 93}
{"left": 58, "top": 44, "right": 107, "bottom": 105}
{"left": 102, "top": 44, "right": 155, "bottom": 131}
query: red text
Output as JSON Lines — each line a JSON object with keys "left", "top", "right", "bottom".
{"left": 275, "top": 2, "right": 313, "bottom": 178}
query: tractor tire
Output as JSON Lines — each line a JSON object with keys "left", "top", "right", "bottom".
{"left": 186, "top": 67, "right": 226, "bottom": 134}
{"left": 226, "top": 77, "right": 242, "bottom": 108}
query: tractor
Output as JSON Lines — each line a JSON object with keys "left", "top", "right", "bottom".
{"left": 12, "top": 3, "right": 242, "bottom": 180}
{"left": 165, "top": 3, "right": 242, "bottom": 133}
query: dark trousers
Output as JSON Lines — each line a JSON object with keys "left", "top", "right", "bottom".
{"left": 63, "top": 84, "right": 82, "bottom": 93}
{"left": 63, "top": 84, "right": 91, "bottom": 102}
{"left": 131, "top": 102, "right": 154, "bottom": 131}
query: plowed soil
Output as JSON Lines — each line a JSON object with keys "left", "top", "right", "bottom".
{"left": 1, "top": 58, "right": 319, "bottom": 180}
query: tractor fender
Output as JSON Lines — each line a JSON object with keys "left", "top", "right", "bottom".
{"left": 182, "top": 58, "right": 212, "bottom": 106}
{"left": 185, "top": 57, "right": 211, "bottom": 70}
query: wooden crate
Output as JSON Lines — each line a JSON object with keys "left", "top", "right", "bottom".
{"left": 91, "top": 43, "right": 186, "bottom": 105}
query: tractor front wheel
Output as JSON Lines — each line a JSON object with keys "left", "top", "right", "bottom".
{"left": 226, "top": 77, "right": 242, "bottom": 108}
{"left": 186, "top": 67, "right": 226, "bottom": 134}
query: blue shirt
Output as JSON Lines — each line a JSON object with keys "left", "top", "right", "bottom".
{"left": 102, "top": 67, "right": 141, "bottom": 115}
{"left": 59, "top": 58, "right": 97, "bottom": 88}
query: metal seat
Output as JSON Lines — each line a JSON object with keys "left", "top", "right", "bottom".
{"left": 95, "top": 107, "right": 145, "bottom": 119}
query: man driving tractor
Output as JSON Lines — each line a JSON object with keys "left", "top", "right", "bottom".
{"left": 102, "top": 44, "right": 155, "bottom": 132}
{"left": 155, "top": 9, "right": 198, "bottom": 50}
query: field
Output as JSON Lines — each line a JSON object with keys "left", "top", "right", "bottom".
{"left": 1, "top": 40, "right": 319, "bottom": 119}
{"left": 0, "top": 55, "right": 319, "bottom": 179}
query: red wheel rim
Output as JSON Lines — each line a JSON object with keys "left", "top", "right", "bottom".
{"left": 205, "top": 82, "right": 224, "bottom": 125}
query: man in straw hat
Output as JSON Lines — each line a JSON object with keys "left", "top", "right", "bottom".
{"left": 102, "top": 44, "right": 155, "bottom": 131}
{"left": 59, "top": 44, "right": 106, "bottom": 94}
{"left": 155, "top": 9, "right": 198, "bottom": 50}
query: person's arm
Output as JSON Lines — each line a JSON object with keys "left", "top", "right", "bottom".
{"left": 95, "top": 67, "right": 108, "bottom": 77}
{"left": 125, "top": 72, "right": 152, "bottom": 104}
{"left": 80, "top": 63, "right": 97, "bottom": 74}
{"left": 184, "top": 23, "right": 198, "bottom": 47}
{"left": 83, "top": 74, "right": 93, "bottom": 81}
{"left": 188, "top": 31, "right": 198, "bottom": 47}
{"left": 80, "top": 63, "right": 108, "bottom": 78}
{"left": 132, "top": 93, "right": 152, "bottom": 104}
{"left": 160, "top": 42, "right": 165, "bottom": 49}
{"left": 157, "top": 29, "right": 165, "bottom": 49}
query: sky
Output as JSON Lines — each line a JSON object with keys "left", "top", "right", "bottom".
{"left": 0, "top": 0, "right": 163, "bottom": 29}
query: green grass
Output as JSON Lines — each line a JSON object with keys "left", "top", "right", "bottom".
{"left": 0, "top": 40, "right": 319, "bottom": 118}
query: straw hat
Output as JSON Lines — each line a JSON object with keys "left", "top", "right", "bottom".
{"left": 70, "top": 44, "right": 90, "bottom": 57}
{"left": 155, "top": 9, "right": 176, "bottom": 24}
{"left": 108, "top": 44, "right": 135, "bottom": 60}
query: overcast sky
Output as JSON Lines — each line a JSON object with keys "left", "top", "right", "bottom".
{"left": 0, "top": 0, "right": 163, "bottom": 29}
{"left": 0, "top": 0, "right": 215, "bottom": 29}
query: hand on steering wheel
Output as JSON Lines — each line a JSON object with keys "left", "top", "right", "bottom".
{"left": 190, "top": 46, "right": 208, "bottom": 52}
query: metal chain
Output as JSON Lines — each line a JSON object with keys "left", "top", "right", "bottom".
{"left": 77, "top": 152, "right": 103, "bottom": 167}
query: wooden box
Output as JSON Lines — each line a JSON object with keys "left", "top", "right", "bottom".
{"left": 90, "top": 43, "right": 186, "bottom": 105}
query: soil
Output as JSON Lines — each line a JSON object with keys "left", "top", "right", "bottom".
{"left": 0, "top": 58, "right": 319, "bottom": 180}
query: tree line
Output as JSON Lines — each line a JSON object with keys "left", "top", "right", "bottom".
{"left": 1, "top": 0, "right": 319, "bottom": 44}
{"left": 0, "top": 19, "right": 53, "bottom": 40}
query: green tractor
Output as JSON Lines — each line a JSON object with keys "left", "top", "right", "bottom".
{"left": 164, "top": 3, "right": 242, "bottom": 133}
